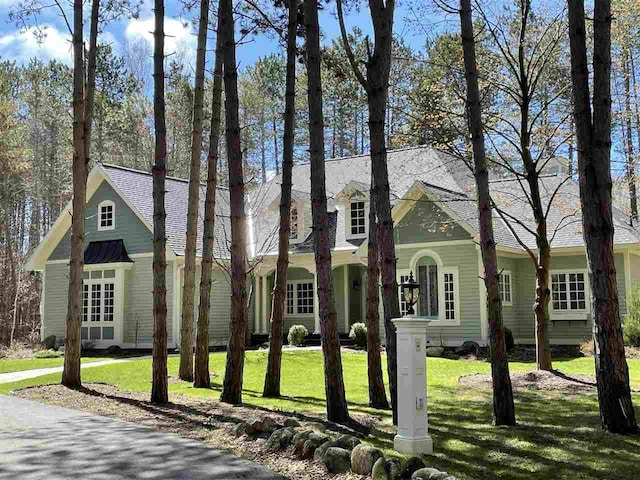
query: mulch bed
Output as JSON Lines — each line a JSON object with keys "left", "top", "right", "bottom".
{"left": 459, "top": 370, "right": 599, "bottom": 394}
{"left": 15, "top": 383, "right": 367, "bottom": 480}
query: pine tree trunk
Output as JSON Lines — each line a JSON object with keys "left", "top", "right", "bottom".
{"left": 84, "top": 0, "right": 99, "bottom": 164}
{"left": 304, "top": 0, "right": 350, "bottom": 423}
{"left": 151, "top": 0, "right": 169, "bottom": 404}
{"left": 179, "top": 0, "right": 210, "bottom": 382}
{"left": 622, "top": 49, "right": 638, "bottom": 223}
{"left": 220, "top": 0, "right": 248, "bottom": 405}
{"left": 194, "top": 7, "right": 223, "bottom": 389}
{"left": 460, "top": 0, "right": 515, "bottom": 425}
{"left": 263, "top": 0, "right": 297, "bottom": 398}
{"left": 567, "top": 0, "right": 637, "bottom": 434}
{"left": 366, "top": 191, "right": 389, "bottom": 409}
{"left": 62, "top": 0, "right": 87, "bottom": 389}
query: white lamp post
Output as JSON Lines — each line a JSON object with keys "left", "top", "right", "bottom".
{"left": 393, "top": 272, "right": 433, "bottom": 455}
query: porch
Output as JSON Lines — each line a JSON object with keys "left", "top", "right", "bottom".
{"left": 252, "top": 262, "right": 368, "bottom": 337}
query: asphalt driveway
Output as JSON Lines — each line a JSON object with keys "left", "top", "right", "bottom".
{"left": 0, "top": 395, "right": 285, "bottom": 479}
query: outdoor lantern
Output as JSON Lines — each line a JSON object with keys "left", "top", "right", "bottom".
{"left": 401, "top": 271, "right": 420, "bottom": 316}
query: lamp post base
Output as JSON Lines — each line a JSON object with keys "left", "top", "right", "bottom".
{"left": 394, "top": 435, "right": 433, "bottom": 455}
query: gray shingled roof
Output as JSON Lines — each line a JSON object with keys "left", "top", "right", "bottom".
{"left": 100, "top": 164, "right": 232, "bottom": 259}
{"left": 252, "top": 145, "right": 640, "bottom": 254}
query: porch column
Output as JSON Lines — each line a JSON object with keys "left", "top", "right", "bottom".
{"left": 343, "top": 265, "right": 350, "bottom": 333}
{"left": 313, "top": 273, "right": 320, "bottom": 334}
{"left": 254, "top": 274, "right": 261, "bottom": 334}
{"left": 261, "top": 275, "right": 269, "bottom": 334}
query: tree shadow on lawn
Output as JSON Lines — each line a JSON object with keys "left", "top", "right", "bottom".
{"left": 394, "top": 386, "right": 640, "bottom": 480}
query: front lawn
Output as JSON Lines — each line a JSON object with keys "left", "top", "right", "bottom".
{"left": 0, "top": 356, "right": 109, "bottom": 374}
{"left": 3, "top": 351, "right": 640, "bottom": 480}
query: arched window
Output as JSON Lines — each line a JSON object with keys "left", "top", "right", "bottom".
{"left": 416, "top": 256, "right": 439, "bottom": 318}
{"left": 98, "top": 200, "right": 115, "bottom": 231}
{"left": 406, "top": 249, "right": 459, "bottom": 324}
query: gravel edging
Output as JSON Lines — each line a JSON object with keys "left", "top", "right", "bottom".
{"left": 15, "top": 383, "right": 368, "bottom": 480}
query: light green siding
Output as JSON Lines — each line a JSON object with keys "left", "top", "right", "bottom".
{"left": 630, "top": 254, "right": 640, "bottom": 288}
{"left": 509, "top": 253, "right": 627, "bottom": 343}
{"left": 395, "top": 199, "right": 472, "bottom": 245}
{"left": 42, "top": 263, "right": 69, "bottom": 341}
{"left": 122, "top": 256, "right": 175, "bottom": 346}
{"left": 50, "top": 180, "right": 153, "bottom": 260}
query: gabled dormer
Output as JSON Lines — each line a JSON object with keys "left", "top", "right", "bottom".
{"left": 337, "top": 180, "right": 370, "bottom": 241}
{"left": 268, "top": 189, "right": 308, "bottom": 245}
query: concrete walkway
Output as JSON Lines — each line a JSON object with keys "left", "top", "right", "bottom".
{"left": 0, "top": 356, "right": 151, "bottom": 384}
{"left": 0, "top": 395, "right": 284, "bottom": 479}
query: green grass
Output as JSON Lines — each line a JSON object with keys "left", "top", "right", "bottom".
{"left": 0, "top": 356, "right": 110, "bottom": 373}
{"left": 2, "top": 351, "right": 640, "bottom": 480}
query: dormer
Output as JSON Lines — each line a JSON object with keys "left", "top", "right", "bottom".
{"left": 268, "top": 189, "right": 308, "bottom": 244}
{"left": 337, "top": 180, "right": 370, "bottom": 241}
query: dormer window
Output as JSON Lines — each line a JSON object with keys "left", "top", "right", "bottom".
{"left": 350, "top": 200, "right": 366, "bottom": 236}
{"left": 290, "top": 206, "right": 299, "bottom": 240}
{"left": 98, "top": 200, "right": 115, "bottom": 231}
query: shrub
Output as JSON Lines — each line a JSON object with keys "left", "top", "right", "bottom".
{"left": 624, "top": 287, "right": 640, "bottom": 347}
{"left": 504, "top": 327, "right": 515, "bottom": 352}
{"left": 0, "top": 342, "right": 35, "bottom": 359}
{"left": 33, "top": 349, "right": 63, "bottom": 359}
{"left": 42, "top": 335, "right": 57, "bottom": 350}
{"left": 349, "top": 323, "right": 367, "bottom": 349}
{"left": 288, "top": 325, "right": 308, "bottom": 347}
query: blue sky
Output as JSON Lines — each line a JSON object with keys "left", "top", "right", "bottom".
{"left": 0, "top": 0, "right": 441, "bottom": 72}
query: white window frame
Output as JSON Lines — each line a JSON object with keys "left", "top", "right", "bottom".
{"left": 97, "top": 200, "right": 115, "bottom": 231}
{"left": 79, "top": 262, "right": 131, "bottom": 346}
{"left": 499, "top": 270, "right": 513, "bottom": 306}
{"left": 346, "top": 198, "right": 368, "bottom": 240}
{"left": 549, "top": 269, "right": 590, "bottom": 319}
{"left": 407, "top": 249, "right": 460, "bottom": 326}
{"left": 285, "top": 279, "right": 315, "bottom": 317}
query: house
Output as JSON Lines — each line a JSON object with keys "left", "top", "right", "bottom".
{"left": 27, "top": 146, "right": 640, "bottom": 350}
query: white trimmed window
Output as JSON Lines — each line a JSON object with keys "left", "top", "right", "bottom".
{"left": 285, "top": 280, "right": 314, "bottom": 315}
{"left": 499, "top": 271, "right": 512, "bottom": 305}
{"left": 350, "top": 200, "right": 366, "bottom": 236}
{"left": 81, "top": 269, "right": 116, "bottom": 341}
{"left": 98, "top": 200, "right": 115, "bottom": 231}
{"left": 443, "top": 272, "right": 456, "bottom": 320}
{"left": 552, "top": 271, "right": 587, "bottom": 312}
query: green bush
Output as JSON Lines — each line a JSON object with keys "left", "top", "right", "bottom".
{"left": 349, "top": 322, "right": 367, "bottom": 349}
{"left": 33, "top": 349, "right": 63, "bottom": 359}
{"left": 288, "top": 325, "right": 308, "bottom": 347}
{"left": 624, "top": 287, "right": 640, "bottom": 347}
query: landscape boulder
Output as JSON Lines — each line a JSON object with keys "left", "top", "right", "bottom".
{"left": 351, "top": 444, "right": 383, "bottom": 475}
{"left": 412, "top": 467, "right": 450, "bottom": 480}
{"left": 426, "top": 346, "right": 444, "bottom": 357}
{"left": 232, "top": 423, "right": 247, "bottom": 437}
{"left": 245, "top": 416, "right": 276, "bottom": 435}
{"left": 322, "top": 447, "right": 352, "bottom": 473}
{"left": 301, "top": 432, "right": 330, "bottom": 459}
{"left": 284, "top": 417, "right": 301, "bottom": 427}
{"left": 265, "top": 427, "right": 296, "bottom": 451}
{"left": 334, "top": 434, "right": 361, "bottom": 450}
{"left": 313, "top": 440, "right": 337, "bottom": 462}
{"left": 401, "top": 456, "right": 426, "bottom": 478}
{"left": 372, "top": 457, "right": 402, "bottom": 480}
{"left": 292, "top": 430, "right": 314, "bottom": 456}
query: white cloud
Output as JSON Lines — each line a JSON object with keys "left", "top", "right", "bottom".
{"left": 0, "top": 26, "right": 72, "bottom": 65}
{"left": 125, "top": 16, "right": 196, "bottom": 62}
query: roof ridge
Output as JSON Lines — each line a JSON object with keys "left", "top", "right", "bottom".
{"left": 100, "top": 162, "right": 230, "bottom": 190}
{"left": 293, "top": 144, "right": 436, "bottom": 166}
